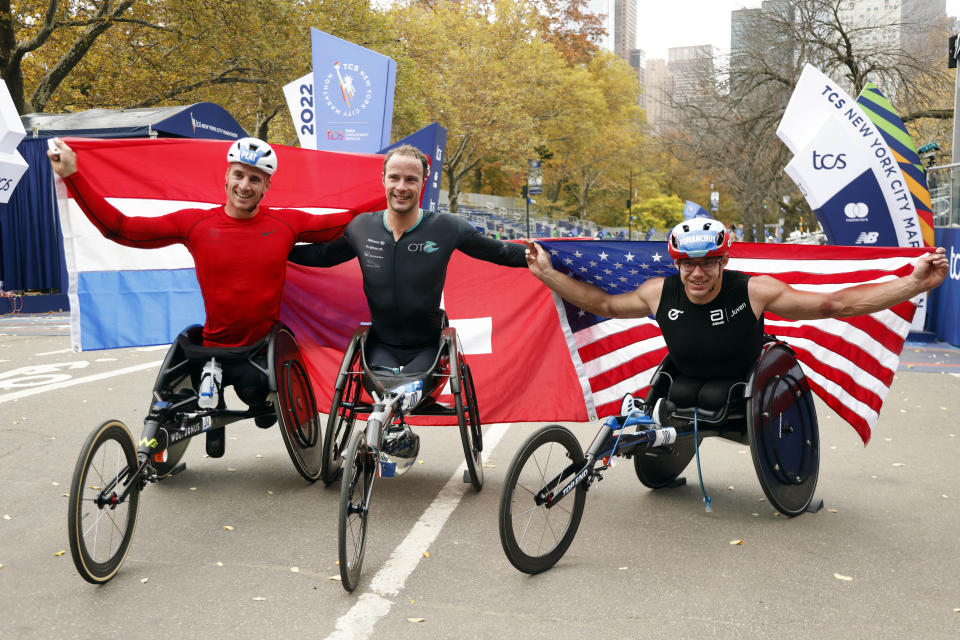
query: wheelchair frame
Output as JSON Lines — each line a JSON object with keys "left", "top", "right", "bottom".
{"left": 497, "top": 340, "right": 822, "bottom": 575}
{"left": 66, "top": 323, "right": 321, "bottom": 584}
{"left": 330, "top": 323, "right": 483, "bottom": 592}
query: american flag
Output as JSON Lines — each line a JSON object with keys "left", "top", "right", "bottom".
{"left": 539, "top": 239, "right": 926, "bottom": 445}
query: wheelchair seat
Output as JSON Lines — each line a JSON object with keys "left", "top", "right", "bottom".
{"left": 146, "top": 323, "right": 323, "bottom": 482}
{"left": 635, "top": 338, "right": 821, "bottom": 516}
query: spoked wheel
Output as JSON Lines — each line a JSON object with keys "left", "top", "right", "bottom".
{"left": 633, "top": 436, "right": 701, "bottom": 489}
{"left": 498, "top": 424, "right": 587, "bottom": 574}
{"left": 273, "top": 327, "right": 323, "bottom": 482}
{"left": 67, "top": 420, "right": 142, "bottom": 584}
{"left": 747, "top": 344, "right": 820, "bottom": 517}
{"left": 323, "top": 346, "right": 363, "bottom": 486}
{"left": 338, "top": 427, "right": 376, "bottom": 592}
{"left": 455, "top": 356, "right": 483, "bottom": 491}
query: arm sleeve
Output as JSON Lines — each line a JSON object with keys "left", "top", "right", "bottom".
{"left": 288, "top": 226, "right": 357, "bottom": 267}
{"left": 64, "top": 171, "right": 187, "bottom": 249}
{"left": 455, "top": 217, "right": 527, "bottom": 267}
{"left": 294, "top": 210, "right": 357, "bottom": 243}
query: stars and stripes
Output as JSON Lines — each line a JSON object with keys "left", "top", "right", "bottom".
{"left": 540, "top": 239, "right": 926, "bottom": 445}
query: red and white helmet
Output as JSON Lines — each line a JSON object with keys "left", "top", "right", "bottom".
{"left": 226, "top": 137, "right": 277, "bottom": 176}
{"left": 667, "top": 218, "right": 731, "bottom": 260}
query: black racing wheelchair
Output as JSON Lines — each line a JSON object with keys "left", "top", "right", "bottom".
{"left": 498, "top": 339, "right": 822, "bottom": 574}
{"left": 325, "top": 320, "right": 482, "bottom": 591}
{"left": 67, "top": 323, "right": 322, "bottom": 584}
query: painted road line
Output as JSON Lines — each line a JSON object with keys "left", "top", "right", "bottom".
{"left": 0, "top": 361, "right": 162, "bottom": 404}
{"left": 325, "top": 422, "right": 511, "bottom": 640}
{"left": 35, "top": 348, "right": 75, "bottom": 356}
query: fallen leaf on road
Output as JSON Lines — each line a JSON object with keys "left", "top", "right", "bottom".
{"left": 216, "top": 562, "right": 223, "bottom": 567}
{"left": 2, "top": 514, "right": 10, "bottom": 520}
{"left": 256, "top": 454, "right": 263, "bottom": 459}
{"left": 423, "top": 551, "right": 430, "bottom": 558}
{"left": 190, "top": 487, "right": 197, "bottom": 491}
{"left": 140, "top": 577, "right": 148, "bottom": 584}
{"left": 267, "top": 490, "right": 274, "bottom": 495}
{"left": 227, "top": 468, "right": 237, "bottom": 472}
{"left": 52, "top": 481, "right": 59, "bottom": 486}
{"left": 329, "top": 575, "right": 341, "bottom": 581}
{"left": 290, "top": 567, "right": 300, "bottom": 573}
{"left": 407, "top": 618, "right": 425, "bottom": 623}
{"left": 54, "top": 550, "right": 65, "bottom": 557}
{"left": 727, "top": 486, "right": 735, "bottom": 491}
{"left": 483, "top": 464, "right": 495, "bottom": 468}
{"left": 834, "top": 573, "right": 853, "bottom": 581}
{"left": 892, "top": 462, "right": 905, "bottom": 467}
{"left": 60, "top": 493, "right": 68, "bottom": 497}
{"left": 252, "top": 597, "right": 267, "bottom": 601}
{"left": 827, "top": 509, "right": 838, "bottom": 513}
{"left": 618, "top": 566, "right": 628, "bottom": 571}
{"left": 729, "top": 540, "right": 744, "bottom": 545}
{"left": 223, "top": 525, "right": 234, "bottom": 531}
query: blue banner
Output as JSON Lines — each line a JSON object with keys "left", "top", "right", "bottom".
{"left": 683, "top": 200, "right": 708, "bottom": 219}
{"left": 929, "top": 227, "right": 960, "bottom": 346}
{"left": 380, "top": 122, "right": 447, "bottom": 212}
{"left": 311, "top": 29, "right": 396, "bottom": 153}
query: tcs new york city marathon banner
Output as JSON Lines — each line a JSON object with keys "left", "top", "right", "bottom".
{"left": 930, "top": 227, "right": 960, "bottom": 346}
{"left": 777, "top": 64, "right": 931, "bottom": 248}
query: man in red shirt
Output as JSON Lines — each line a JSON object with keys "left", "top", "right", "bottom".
{"left": 48, "top": 136, "right": 352, "bottom": 443}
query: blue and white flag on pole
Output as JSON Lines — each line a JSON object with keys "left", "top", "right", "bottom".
{"left": 683, "top": 200, "right": 709, "bottom": 219}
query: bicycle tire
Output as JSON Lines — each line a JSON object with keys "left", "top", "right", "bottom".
{"left": 455, "top": 358, "right": 483, "bottom": 491}
{"left": 338, "top": 427, "right": 375, "bottom": 592}
{"left": 498, "top": 424, "right": 586, "bottom": 574}
{"left": 67, "top": 420, "right": 141, "bottom": 584}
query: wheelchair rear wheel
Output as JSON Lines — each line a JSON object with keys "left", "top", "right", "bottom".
{"left": 323, "top": 346, "right": 363, "bottom": 486}
{"left": 67, "top": 420, "right": 141, "bottom": 584}
{"left": 498, "top": 424, "right": 586, "bottom": 574}
{"left": 273, "top": 328, "right": 323, "bottom": 482}
{"left": 633, "top": 436, "right": 700, "bottom": 489}
{"left": 455, "top": 358, "right": 483, "bottom": 491}
{"left": 748, "top": 345, "right": 820, "bottom": 516}
{"left": 338, "top": 427, "right": 375, "bottom": 592}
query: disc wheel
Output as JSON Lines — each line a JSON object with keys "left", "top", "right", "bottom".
{"left": 273, "top": 328, "right": 323, "bottom": 482}
{"left": 455, "top": 358, "right": 483, "bottom": 491}
{"left": 322, "top": 348, "right": 363, "bottom": 486}
{"left": 633, "top": 436, "right": 700, "bottom": 489}
{"left": 338, "top": 427, "right": 376, "bottom": 592}
{"left": 67, "top": 420, "right": 141, "bottom": 584}
{"left": 498, "top": 424, "right": 587, "bottom": 574}
{"left": 749, "top": 373, "right": 819, "bottom": 516}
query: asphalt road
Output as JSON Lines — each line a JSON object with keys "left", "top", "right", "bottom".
{"left": 1, "top": 315, "right": 959, "bottom": 639}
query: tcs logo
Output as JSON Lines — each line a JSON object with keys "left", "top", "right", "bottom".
{"left": 812, "top": 150, "right": 847, "bottom": 170}
{"left": 327, "top": 130, "right": 344, "bottom": 141}
{"left": 950, "top": 246, "right": 960, "bottom": 281}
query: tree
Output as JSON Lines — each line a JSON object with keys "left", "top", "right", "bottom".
{"left": 1, "top": 0, "right": 143, "bottom": 113}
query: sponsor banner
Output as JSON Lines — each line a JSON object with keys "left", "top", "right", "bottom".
{"left": 929, "top": 227, "right": 960, "bottom": 346}
{"left": 777, "top": 64, "right": 924, "bottom": 248}
{"left": 0, "top": 148, "right": 28, "bottom": 204}
{"left": 380, "top": 122, "right": 447, "bottom": 211}
{"left": 283, "top": 73, "right": 318, "bottom": 150}
{"left": 0, "top": 80, "right": 25, "bottom": 154}
{"left": 311, "top": 29, "right": 396, "bottom": 153}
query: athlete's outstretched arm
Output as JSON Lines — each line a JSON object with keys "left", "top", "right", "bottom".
{"left": 526, "top": 241, "right": 662, "bottom": 319}
{"left": 751, "top": 247, "right": 948, "bottom": 320}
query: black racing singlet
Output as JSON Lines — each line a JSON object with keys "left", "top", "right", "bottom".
{"left": 655, "top": 270, "right": 764, "bottom": 381}
{"left": 289, "top": 210, "right": 526, "bottom": 348}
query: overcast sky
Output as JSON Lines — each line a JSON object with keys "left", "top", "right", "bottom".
{"left": 637, "top": 0, "right": 960, "bottom": 61}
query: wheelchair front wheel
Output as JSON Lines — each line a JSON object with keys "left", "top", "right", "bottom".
{"left": 498, "top": 424, "right": 586, "bottom": 574}
{"left": 338, "top": 427, "right": 376, "bottom": 592}
{"left": 67, "top": 420, "right": 141, "bottom": 584}
{"left": 455, "top": 360, "right": 483, "bottom": 491}
{"left": 323, "top": 348, "right": 363, "bottom": 486}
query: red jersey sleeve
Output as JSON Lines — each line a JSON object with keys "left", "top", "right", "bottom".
{"left": 64, "top": 171, "right": 191, "bottom": 249}
{"left": 291, "top": 210, "right": 356, "bottom": 243}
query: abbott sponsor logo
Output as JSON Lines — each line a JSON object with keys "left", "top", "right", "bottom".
{"left": 950, "top": 246, "right": 960, "bottom": 281}
{"left": 855, "top": 231, "right": 879, "bottom": 244}
{"left": 844, "top": 202, "right": 869, "bottom": 221}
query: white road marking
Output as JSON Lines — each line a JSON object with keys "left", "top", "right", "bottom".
{"left": 35, "top": 348, "right": 74, "bottom": 356}
{"left": 325, "top": 422, "right": 511, "bottom": 640}
{"left": 0, "top": 361, "right": 162, "bottom": 404}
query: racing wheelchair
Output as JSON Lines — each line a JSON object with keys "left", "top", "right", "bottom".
{"left": 325, "top": 320, "right": 482, "bottom": 591}
{"left": 498, "top": 339, "right": 822, "bottom": 575}
{"left": 66, "top": 323, "right": 321, "bottom": 584}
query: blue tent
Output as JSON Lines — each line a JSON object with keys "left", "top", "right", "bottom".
{"left": 0, "top": 104, "right": 247, "bottom": 310}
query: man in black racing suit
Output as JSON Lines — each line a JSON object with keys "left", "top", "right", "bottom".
{"left": 288, "top": 144, "right": 526, "bottom": 374}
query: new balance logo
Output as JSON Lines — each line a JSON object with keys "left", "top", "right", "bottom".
{"left": 855, "top": 231, "right": 879, "bottom": 244}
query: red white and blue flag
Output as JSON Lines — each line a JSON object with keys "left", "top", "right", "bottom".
{"left": 56, "top": 139, "right": 926, "bottom": 444}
